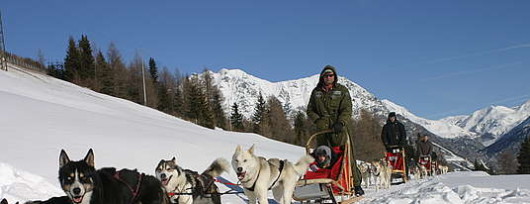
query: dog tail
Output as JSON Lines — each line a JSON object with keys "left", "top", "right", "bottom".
{"left": 293, "top": 155, "right": 315, "bottom": 175}
{"left": 202, "top": 158, "right": 230, "bottom": 178}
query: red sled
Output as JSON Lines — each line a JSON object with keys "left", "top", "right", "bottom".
{"left": 385, "top": 146, "right": 408, "bottom": 183}
{"left": 294, "top": 130, "right": 363, "bottom": 204}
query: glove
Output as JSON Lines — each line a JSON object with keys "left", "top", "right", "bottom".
{"left": 332, "top": 122, "right": 343, "bottom": 133}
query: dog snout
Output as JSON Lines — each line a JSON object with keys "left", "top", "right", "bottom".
{"left": 73, "top": 187, "right": 81, "bottom": 195}
{"left": 237, "top": 167, "right": 243, "bottom": 172}
{"left": 160, "top": 173, "right": 167, "bottom": 179}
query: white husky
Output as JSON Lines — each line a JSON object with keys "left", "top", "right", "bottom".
{"left": 231, "top": 145, "right": 314, "bottom": 204}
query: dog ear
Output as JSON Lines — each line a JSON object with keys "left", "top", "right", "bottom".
{"left": 235, "top": 145, "right": 242, "bottom": 153}
{"left": 171, "top": 156, "right": 176, "bottom": 163}
{"left": 248, "top": 144, "right": 255, "bottom": 154}
{"left": 59, "top": 149, "right": 71, "bottom": 168}
{"left": 84, "top": 149, "right": 95, "bottom": 167}
{"left": 1, "top": 198, "right": 7, "bottom": 204}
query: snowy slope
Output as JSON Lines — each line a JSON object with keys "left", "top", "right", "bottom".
{"left": 441, "top": 101, "right": 530, "bottom": 146}
{"left": 0, "top": 65, "right": 306, "bottom": 203}
{"left": 1, "top": 65, "right": 529, "bottom": 203}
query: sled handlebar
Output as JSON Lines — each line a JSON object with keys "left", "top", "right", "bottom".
{"left": 305, "top": 129, "right": 334, "bottom": 154}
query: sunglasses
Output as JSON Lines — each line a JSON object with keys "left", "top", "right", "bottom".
{"left": 323, "top": 74, "right": 335, "bottom": 78}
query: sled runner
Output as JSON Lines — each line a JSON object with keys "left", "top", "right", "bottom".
{"left": 386, "top": 146, "right": 408, "bottom": 183}
{"left": 294, "top": 130, "right": 363, "bottom": 204}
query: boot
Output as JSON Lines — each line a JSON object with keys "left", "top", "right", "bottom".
{"left": 354, "top": 185, "right": 365, "bottom": 196}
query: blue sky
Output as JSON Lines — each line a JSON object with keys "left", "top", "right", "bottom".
{"left": 3, "top": 0, "right": 530, "bottom": 119}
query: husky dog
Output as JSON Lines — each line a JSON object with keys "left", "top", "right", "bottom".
{"left": 358, "top": 161, "right": 372, "bottom": 188}
{"left": 439, "top": 165, "right": 449, "bottom": 174}
{"left": 371, "top": 159, "right": 391, "bottom": 191}
{"left": 231, "top": 145, "right": 314, "bottom": 204}
{"left": 54, "top": 149, "right": 167, "bottom": 204}
{"left": 155, "top": 157, "right": 230, "bottom": 204}
{"left": 418, "top": 164, "right": 428, "bottom": 179}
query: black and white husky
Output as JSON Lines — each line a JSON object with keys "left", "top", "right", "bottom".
{"left": 31, "top": 149, "right": 168, "bottom": 204}
{"left": 155, "top": 157, "right": 230, "bottom": 204}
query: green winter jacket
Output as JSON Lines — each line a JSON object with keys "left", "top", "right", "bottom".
{"left": 307, "top": 66, "right": 353, "bottom": 147}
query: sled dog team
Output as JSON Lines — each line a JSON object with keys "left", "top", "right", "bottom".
{"left": 358, "top": 159, "right": 392, "bottom": 191}
{"left": 358, "top": 159, "right": 450, "bottom": 191}
{"left": 3, "top": 145, "right": 313, "bottom": 204}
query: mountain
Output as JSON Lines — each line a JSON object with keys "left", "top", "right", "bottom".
{"left": 381, "top": 100, "right": 477, "bottom": 139}
{"left": 485, "top": 116, "right": 530, "bottom": 156}
{"left": 210, "top": 69, "right": 385, "bottom": 119}
{"left": 441, "top": 100, "right": 530, "bottom": 146}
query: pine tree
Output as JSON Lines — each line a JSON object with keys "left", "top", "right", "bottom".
{"left": 78, "top": 35, "right": 95, "bottom": 88}
{"left": 252, "top": 92, "right": 267, "bottom": 134}
{"left": 47, "top": 63, "right": 66, "bottom": 80}
{"left": 183, "top": 75, "right": 214, "bottom": 128}
{"left": 148, "top": 57, "right": 158, "bottom": 83}
{"left": 293, "top": 111, "right": 311, "bottom": 146}
{"left": 266, "top": 96, "right": 293, "bottom": 143}
{"left": 107, "top": 42, "right": 129, "bottom": 99}
{"left": 517, "top": 137, "right": 530, "bottom": 174}
{"left": 211, "top": 88, "right": 226, "bottom": 129}
{"left": 351, "top": 109, "right": 385, "bottom": 161}
{"left": 156, "top": 67, "right": 173, "bottom": 113}
{"left": 231, "top": 102, "right": 244, "bottom": 131}
{"left": 95, "top": 50, "right": 114, "bottom": 95}
{"left": 202, "top": 70, "right": 226, "bottom": 129}
{"left": 127, "top": 54, "right": 143, "bottom": 104}
{"left": 64, "top": 37, "right": 80, "bottom": 82}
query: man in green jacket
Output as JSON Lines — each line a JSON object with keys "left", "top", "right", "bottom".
{"left": 306, "top": 65, "right": 365, "bottom": 196}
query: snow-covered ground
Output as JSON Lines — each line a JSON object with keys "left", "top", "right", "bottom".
{"left": 361, "top": 171, "right": 530, "bottom": 204}
{"left": 1, "top": 65, "right": 529, "bottom": 203}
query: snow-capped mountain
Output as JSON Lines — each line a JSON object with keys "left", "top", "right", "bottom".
{"left": 441, "top": 100, "right": 530, "bottom": 146}
{"left": 381, "top": 100, "right": 477, "bottom": 139}
{"left": 485, "top": 116, "right": 530, "bottom": 156}
{"left": 210, "top": 69, "right": 385, "bottom": 119}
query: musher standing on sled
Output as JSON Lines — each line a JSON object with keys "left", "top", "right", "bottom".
{"left": 381, "top": 112, "right": 407, "bottom": 151}
{"left": 306, "top": 65, "right": 365, "bottom": 196}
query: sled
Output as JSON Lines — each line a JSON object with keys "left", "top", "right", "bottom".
{"left": 418, "top": 155, "right": 437, "bottom": 176}
{"left": 294, "top": 129, "right": 363, "bottom": 204}
{"left": 386, "top": 146, "right": 408, "bottom": 183}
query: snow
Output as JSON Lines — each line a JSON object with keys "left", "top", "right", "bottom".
{"left": 361, "top": 171, "right": 530, "bottom": 204}
{"left": 1, "top": 64, "right": 529, "bottom": 203}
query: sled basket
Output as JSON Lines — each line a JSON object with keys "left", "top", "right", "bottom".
{"left": 294, "top": 129, "right": 359, "bottom": 203}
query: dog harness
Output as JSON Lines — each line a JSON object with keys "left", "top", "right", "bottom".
{"left": 167, "top": 172, "right": 217, "bottom": 203}
{"left": 113, "top": 170, "right": 145, "bottom": 203}
{"left": 244, "top": 160, "right": 285, "bottom": 192}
